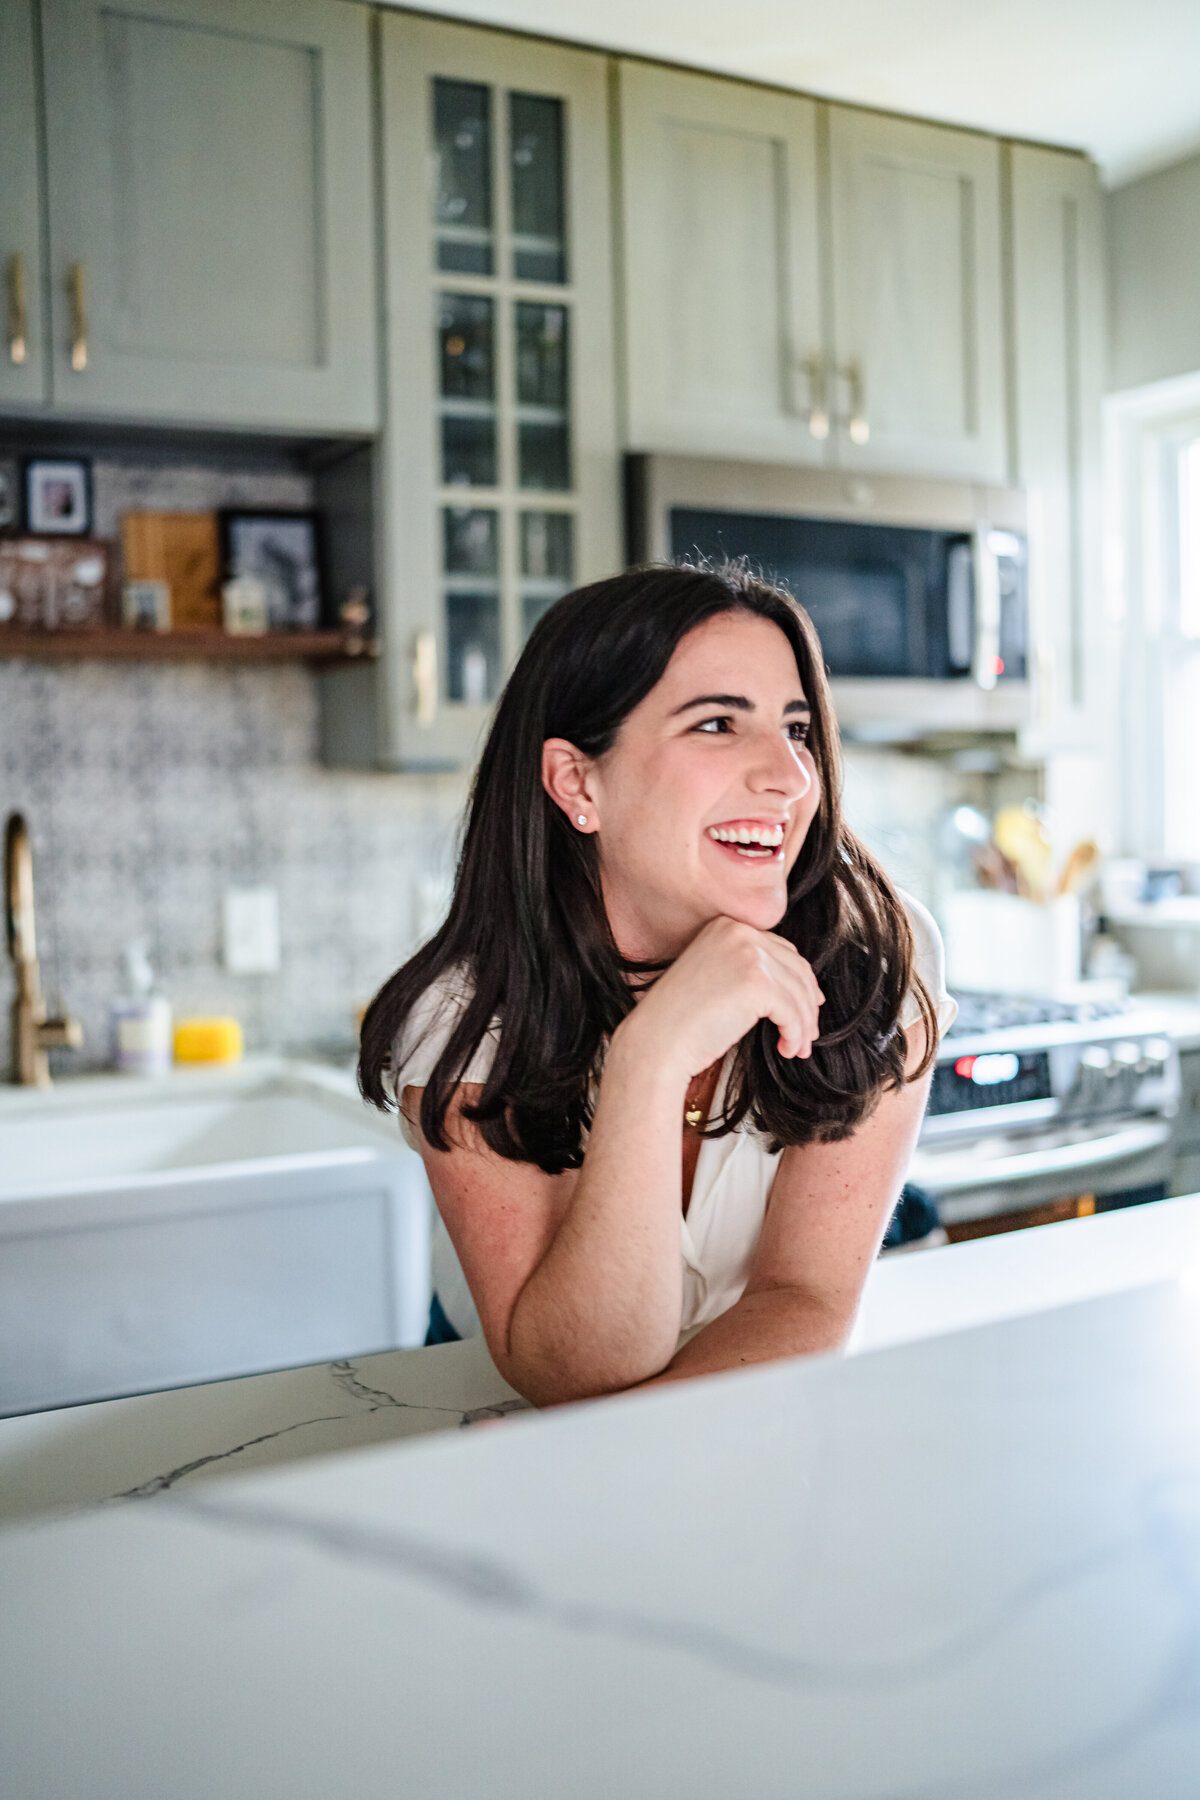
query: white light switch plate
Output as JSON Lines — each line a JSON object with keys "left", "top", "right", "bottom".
{"left": 224, "top": 886, "right": 281, "bottom": 975}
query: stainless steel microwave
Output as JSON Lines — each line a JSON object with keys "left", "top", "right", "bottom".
{"left": 626, "top": 455, "right": 1030, "bottom": 737}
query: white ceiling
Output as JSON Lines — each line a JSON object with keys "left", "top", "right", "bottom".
{"left": 391, "top": 0, "right": 1200, "bottom": 187}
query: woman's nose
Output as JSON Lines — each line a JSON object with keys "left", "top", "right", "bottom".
{"left": 747, "top": 731, "right": 813, "bottom": 798}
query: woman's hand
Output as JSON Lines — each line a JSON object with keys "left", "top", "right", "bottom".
{"left": 618, "top": 916, "right": 824, "bottom": 1083}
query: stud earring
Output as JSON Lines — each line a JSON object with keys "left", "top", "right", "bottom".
{"left": 576, "top": 814, "right": 587, "bottom": 827}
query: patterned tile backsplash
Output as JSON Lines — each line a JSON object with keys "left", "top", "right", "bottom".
{"left": 1, "top": 657, "right": 468, "bottom": 1070}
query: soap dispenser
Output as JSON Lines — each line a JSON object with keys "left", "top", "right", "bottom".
{"left": 110, "top": 941, "right": 172, "bottom": 1076}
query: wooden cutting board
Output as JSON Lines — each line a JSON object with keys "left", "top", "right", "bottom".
{"left": 121, "top": 511, "right": 221, "bottom": 630}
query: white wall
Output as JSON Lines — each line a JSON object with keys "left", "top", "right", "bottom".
{"left": 1108, "top": 151, "right": 1200, "bottom": 392}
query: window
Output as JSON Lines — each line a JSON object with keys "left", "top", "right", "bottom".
{"left": 1162, "top": 435, "right": 1200, "bottom": 858}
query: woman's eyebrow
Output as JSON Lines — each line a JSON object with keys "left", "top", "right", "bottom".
{"left": 670, "top": 693, "right": 811, "bottom": 716}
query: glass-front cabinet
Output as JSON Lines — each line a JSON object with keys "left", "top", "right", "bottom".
{"left": 364, "top": 14, "right": 618, "bottom": 769}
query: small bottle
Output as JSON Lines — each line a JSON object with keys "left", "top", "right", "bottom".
{"left": 110, "top": 941, "right": 172, "bottom": 1076}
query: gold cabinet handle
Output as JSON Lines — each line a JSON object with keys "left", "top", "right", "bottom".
{"left": 6, "top": 253, "right": 28, "bottom": 365}
{"left": 801, "top": 352, "right": 829, "bottom": 440}
{"left": 839, "top": 359, "right": 869, "bottom": 445}
{"left": 413, "top": 630, "right": 438, "bottom": 727}
{"left": 67, "top": 261, "right": 88, "bottom": 371}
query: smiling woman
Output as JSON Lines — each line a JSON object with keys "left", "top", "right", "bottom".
{"left": 358, "top": 563, "right": 955, "bottom": 1405}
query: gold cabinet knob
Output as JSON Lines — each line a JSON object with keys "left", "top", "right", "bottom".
{"left": 6, "top": 253, "right": 28, "bottom": 365}
{"left": 68, "top": 261, "right": 88, "bottom": 372}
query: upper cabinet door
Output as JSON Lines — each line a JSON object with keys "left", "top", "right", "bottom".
{"left": 827, "top": 108, "right": 1006, "bottom": 482}
{"left": 0, "top": 0, "right": 48, "bottom": 410}
{"left": 616, "top": 62, "right": 827, "bottom": 465}
{"left": 371, "top": 13, "right": 618, "bottom": 770}
{"left": 1008, "top": 145, "right": 1107, "bottom": 751}
{"left": 39, "top": 0, "right": 377, "bottom": 431}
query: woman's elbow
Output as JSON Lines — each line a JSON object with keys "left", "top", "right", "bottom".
{"left": 491, "top": 1331, "right": 678, "bottom": 1408}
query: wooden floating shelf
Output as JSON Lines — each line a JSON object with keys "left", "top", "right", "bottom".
{"left": 0, "top": 630, "right": 377, "bottom": 666}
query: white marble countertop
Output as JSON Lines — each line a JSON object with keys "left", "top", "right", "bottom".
{"left": 4, "top": 1193, "right": 1200, "bottom": 1529}
{"left": 0, "top": 1334, "right": 530, "bottom": 1524}
{"left": 4, "top": 1255, "right": 1200, "bottom": 1797}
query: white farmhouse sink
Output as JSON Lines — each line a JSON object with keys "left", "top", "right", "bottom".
{"left": 0, "top": 1061, "right": 430, "bottom": 1417}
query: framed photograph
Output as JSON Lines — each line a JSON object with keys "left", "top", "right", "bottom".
{"left": 219, "top": 509, "right": 324, "bottom": 630}
{"left": 121, "top": 578, "right": 172, "bottom": 632}
{"left": 0, "top": 458, "right": 19, "bottom": 534}
{"left": 24, "top": 457, "right": 93, "bottom": 536}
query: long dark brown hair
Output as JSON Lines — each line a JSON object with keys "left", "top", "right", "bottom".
{"left": 359, "top": 563, "right": 937, "bottom": 1172}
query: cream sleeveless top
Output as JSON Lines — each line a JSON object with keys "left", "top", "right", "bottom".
{"left": 393, "top": 893, "right": 957, "bottom": 1340}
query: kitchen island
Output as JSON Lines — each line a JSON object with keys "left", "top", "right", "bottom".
{"left": 3, "top": 1191, "right": 1200, "bottom": 1525}
{"left": 3, "top": 1196, "right": 1200, "bottom": 1797}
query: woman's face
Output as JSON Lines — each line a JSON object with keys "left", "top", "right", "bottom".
{"left": 556, "top": 612, "right": 821, "bottom": 961}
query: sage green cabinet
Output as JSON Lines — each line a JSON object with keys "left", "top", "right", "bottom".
{"left": 616, "top": 62, "right": 826, "bottom": 465}
{"left": 331, "top": 12, "right": 618, "bottom": 770}
{"left": 616, "top": 63, "right": 1009, "bottom": 483}
{"left": 1007, "top": 144, "right": 1108, "bottom": 753}
{"left": 39, "top": 0, "right": 377, "bottom": 431}
{"left": 0, "top": 0, "right": 48, "bottom": 410}
{"left": 827, "top": 108, "right": 1007, "bottom": 482}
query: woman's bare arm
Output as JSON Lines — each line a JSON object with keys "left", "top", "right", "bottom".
{"left": 407, "top": 916, "right": 823, "bottom": 1406}
{"left": 408, "top": 1028, "right": 689, "bottom": 1405}
{"left": 639, "top": 1023, "right": 933, "bottom": 1386}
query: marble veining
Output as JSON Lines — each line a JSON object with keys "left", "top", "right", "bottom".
{"left": 101, "top": 1359, "right": 528, "bottom": 1507}
{"left": 113, "top": 1411, "right": 369, "bottom": 1502}
{"left": 175, "top": 1464, "right": 1200, "bottom": 1690}
{"left": 0, "top": 1335, "right": 534, "bottom": 1527}
{"left": 5, "top": 1283, "right": 1200, "bottom": 1799}
{"left": 155, "top": 1433, "right": 1200, "bottom": 1799}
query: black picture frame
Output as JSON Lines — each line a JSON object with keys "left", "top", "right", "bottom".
{"left": 0, "top": 457, "right": 20, "bottom": 535}
{"left": 218, "top": 508, "right": 326, "bottom": 631}
{"left": 23, "top": 456, "right": 93, "bottom": 536}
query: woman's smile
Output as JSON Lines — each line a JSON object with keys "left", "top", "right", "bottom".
{"left": 547, "top": 611, "right": 823, "bottom": 960}
{"left": 704, "top": 817, "right": 789, "bottom": 860}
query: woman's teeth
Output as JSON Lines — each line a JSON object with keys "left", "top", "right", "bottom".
{"left": 706, "top": 823, "right": 784, "bottom": 858}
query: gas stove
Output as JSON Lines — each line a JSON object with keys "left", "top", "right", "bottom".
{"left": 944, "top": 990, "right": 1130, "bottom": 1039}
{"left": 912, "top": 989, "right": 1181, "bottom": 1230}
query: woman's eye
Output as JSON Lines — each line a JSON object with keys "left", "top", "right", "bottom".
{"left": 787, "top": 722, "right": 810, "bottom": 744}
{"left": 694, "top": 716, "right": 732, "bottom": 734}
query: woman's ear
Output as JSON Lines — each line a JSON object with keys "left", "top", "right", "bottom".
{"left": 542, "top": 738, "right": 598, "bottom": 831}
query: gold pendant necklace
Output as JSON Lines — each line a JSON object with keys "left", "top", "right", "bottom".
{"left": 685, "top": 1061, "right": 718, "bottom": 1129}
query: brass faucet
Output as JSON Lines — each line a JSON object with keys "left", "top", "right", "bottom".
{"left": 4, "top": 812, "right": 82, "bottom": 1086}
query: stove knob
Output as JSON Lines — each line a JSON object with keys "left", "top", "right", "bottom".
{"left": 1074, "top": 1045, "right": 1111, "bottom": 1108}
{"left": 1112, "top": 1041, "right": 1142, "bottom": 1068}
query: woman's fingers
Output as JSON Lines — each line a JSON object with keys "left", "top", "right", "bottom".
{"left": 643, "top": 917, "right": 824, "bottom": 1073}
{"left": 755, "top": 935, "right": 823, "bottom": 1058}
